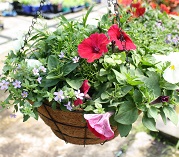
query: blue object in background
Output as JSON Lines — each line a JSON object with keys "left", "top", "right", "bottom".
{"left": 2, "top": 10, "right": 17, "bottom": 16}
{"left": 22, "top": 5, "right": 32, "bottom": 14}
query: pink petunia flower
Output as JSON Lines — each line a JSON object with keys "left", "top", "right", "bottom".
{"left": 84, "top": 112, "right": 114, "bottom": 140}
{"left": 78, "top": 33, "right": 110, "bottom": 63}
{"left": 108, "top": 24, "right": 136, "bottom": 51}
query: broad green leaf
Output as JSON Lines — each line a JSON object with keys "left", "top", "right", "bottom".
{"left": 117, "top": 123, "right": 132, "bottom": 137}
{"left": 99, "top": 68, "right": 108, "bottom": 76}
{"left": 47, "top": 55, "right": 59, "bottom": 71}
{"left": 52, "top": 102, "right": 57, "bottom": 110}
{"left": 46, "top": 74, "right": 62, "bottom": 79}
{"left": 84, "top": 105, "right": 95, "bottom": 112}
{"left": 162, "top": 82, "right": 179, "bottom": 90}
{"left": 62, "top": 63, "right": 79, "bottom": 76}
{"left": 148, "top": 106, "right": 158, "bottom": 119}
{"left": 40, "top": 79, "right": 59, "bottom": 88}
{"left": 23, "top": 115, "right": 30, "bottom": 122}
{"left": 117, "top": 85, "right": 133, "bottom": 98}
{"left": 133, "top": 89, "right": 143, "bottom": 104}
{"left": 101, "top": 92, "right": 110, "bottom": 100}
{"left": 160, "top": 109, "right": 167, "bottom": 125}
{"left": 33, "top": 102, "right": 42, "bottom": 107}
{"left": 66, "top": 78, "right": 83, "bottom": 90}
{"left": 142, "top": 114, "right": 158, "bottom": 131}
{"left": 112, "top": 69, "right": 126, "bottom": 84}
{"left": 163, "top": 106, "right": 178, "bottom": 125}
{"left": 114, "top": 101, "right": 138, "bottom": 125}
{"left": 141, "top": 71, "right": 161, "bottom": 97}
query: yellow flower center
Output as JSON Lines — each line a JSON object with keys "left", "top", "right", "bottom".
{"left": 170, "top": 65, "right": 175, "bottom": 70}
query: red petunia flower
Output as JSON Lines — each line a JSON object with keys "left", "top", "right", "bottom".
{"left": 74, "top": 98, "right": 83, "bottom": 106}
{"left": 169, "top": 11, "right": 179, "bottom": 16}
{"left": 160, "top": 4, "right": 170, "bottom": 14}
{"left": 131, "top": 2, "right": 141, "bottom": 8}
{"left": 150, "top": 2, "right": 157, "bottom": 9}
{"left": 78, "top": 33, "right": 110, "bottom": 63}
{"left": 117, "top": 0, "right": 132, "bottom": 7}
{"left": 74, "top": 80, "right": 90, "bottom": 106}
{"left": 80, "top": 80, "right": 90, "bottom": 95}
{"left": 108, "top": 24, "right": 136, "bottom": 51}
{"left": 131, "top": 2, "right": 146, "bottom": 17}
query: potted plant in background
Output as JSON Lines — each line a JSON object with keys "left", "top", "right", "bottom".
{"left": 49, "top": 0, "right": 63, "bottom": 13}
{"left": 0, "top": 1, "right": 179, "bottom": 145}
{"left": 62, "top": 0, "right": 85, "bottom": 13}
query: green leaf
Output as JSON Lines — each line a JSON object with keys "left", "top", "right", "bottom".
{"left": 33, "top": 102, "right": 42, "bottom": 107}
{"left": 141, "top": 71, "right": 161, "bottom": 97}
{"left": 62, "top": 63, "right": 79, "bottom": 76}
{"left": 162, "top": 82, "right": 179, "bottom": 90}
{"left": 112, "top": 69, "right": 126, "bottom": 84}
{"left": 47, "top": 55, "right": 59, "bottom": 71}
{"left": 66, "top": 78, "right": 83, "bottom": 90}
{"left": 133, "top": 89, "right": 143, "bottom": 104}
{"left": 52, "top": 102, "right": 57, "bottom": 110}
{"left": 101, "top": 92, "right": 110, "bottom": 100}
{"left": 46, "top": 74, "right": 62, "bottom": 79}
{"left": 99, "top": 69, "right": 108, "bottom": 76}
{"left": 142, "top": 114, "right": 158, "bottom": 131}
{"left": 148, "top": 106, "right": 158, "bottom": 119}
{"left": 82, "top": 5, "right": 94, "bottom": 27}
{"left": 40, "top": 79, "right": 59, "bottom": 88}
{"left": 163, "top": 106, "right": 178, "bottom": 125}
{"left": 84, "top": 105, "right": 95, "bottom": 112}
{"left": 117, "top": 123, "right": 132, "bottom": 137}
{"left": 122, "top": 85, "right": 133, "bottom": 95}
{"left": 23, "top": 115, "right": 30, "bottom": 122}
{"left": 114, "top": 101, "right": 138, "bottom": 125}
{"left": 160, "top": 109, "right": 167, "bottom": 125}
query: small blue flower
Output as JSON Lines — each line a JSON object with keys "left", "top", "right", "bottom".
{"left": 54, "top": 90, "right": 65, "bottom": 102}
{"left": 64, "top": 101, "right": 72, "bottom": 111}
{"left": 12, "top": 80, "right": 21, "bottom": 88}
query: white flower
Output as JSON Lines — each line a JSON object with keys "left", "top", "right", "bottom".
{"left": 75, "top": 90, "right": 84, "bottom": 100}
{"left": 163, "top": 64, "right": 179, "bottom": 84}
{"left": 39, "top": 66, "right": 46, "bottom": 73}
{"left": 25, "top": 59, "right": 42, "bottom": 68}
{"left": 13, "top": 31, "right": 25, "bottom": 52}
{"left": 54, "top": 90, "right": 65, "bottom": 102}
{"left": 153, "top": 52, "right": 179, "bottom": 84}
{"left": 153, "top": 52, "right": 179, "bottom": 64}
{"left": 72, "top": 56, "right": 80, "bottom": 63}
{"left": 32, "top": 68, "right": 40, "bottom": 76}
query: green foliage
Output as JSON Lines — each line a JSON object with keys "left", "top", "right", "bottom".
{"left": 0, "top": 4, "right": 179, "bottom": 138}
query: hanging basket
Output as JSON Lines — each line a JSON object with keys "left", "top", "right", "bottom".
{"left": 37, "top": 102, "right": 119, "bottom": 145}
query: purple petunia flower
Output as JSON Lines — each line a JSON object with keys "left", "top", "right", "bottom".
{"left": 12, "top": 80, "right": 21, "bottom": 88}
{"left": 150, "top": 96, "right": 169, "bottom": 105}
{"left": 0, "top": 80, "right": 9, "bottom": 90}
{"left": 54, "top": 90, "right": 65, "bottom": 102}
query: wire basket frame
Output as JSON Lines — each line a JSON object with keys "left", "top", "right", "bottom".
{"left": 37, "top": 101, "right": 119, "bottom": 145}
